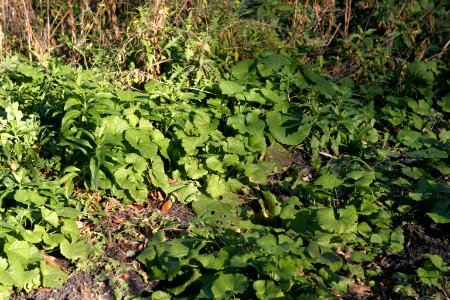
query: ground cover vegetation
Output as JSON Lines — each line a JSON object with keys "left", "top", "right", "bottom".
{"left": 0, "top": 0, "right": 449, "bottom": 299}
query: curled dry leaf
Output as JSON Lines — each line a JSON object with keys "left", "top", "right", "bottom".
{"left": 336, "top": 246, "right": 353, "bottom": 261}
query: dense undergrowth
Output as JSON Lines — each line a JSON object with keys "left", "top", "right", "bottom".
{"left": 1, "top": 0, "right": 450, "bottom": 299}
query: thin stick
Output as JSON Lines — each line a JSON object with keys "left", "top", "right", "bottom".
{"left": 324, "top": 23, "right": 341, "bottom": 47}
{"left": 426, "top": 37, "right": 450, "bottom": 60}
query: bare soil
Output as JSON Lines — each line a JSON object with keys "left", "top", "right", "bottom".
{"left": 11, "top": 197, "right": 195, "bottom": 300}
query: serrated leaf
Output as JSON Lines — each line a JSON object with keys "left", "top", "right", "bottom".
{"left": 0, "top": 260, "right": 24, "bottom": 287}
{"left": 219, "top": 80, "right": 245, "bottom": 96}
{"left": 423, "top": 254, "right": 448, "bottom": 271}
{"left": 245, "top": 161, "right": 275, "bottom": 185}
{"left": 266, "top": 111, "right": 311, "bottom": 145}
{"left": 317, "top": 206, "right": 358, "bottom": 234}
{"left": 231, "top": 59, "right": 255, "bottom": 80}
{"left": 184, "top": 158, "right": 208, "bottom": 179}
{"left": 171, "top": 183, "right": 198, "bottom": 204}
{"left": 315, "top": 173, "right": 342, "bottom": 189}
{"left": 129, "top": 188, "right": 149, "bottom": 202}
{"left": 125, "top": 153, "right": 148, "bottom": 172}
{"left": 253, "top": 280, "right": 285, "bottom": 299}
{"left": 227, "top": 114, "right": 246, "bottom": 134}
{"left": 14, "top": 190, "right": 47, "bottom": 206}
{"left": 206, "top": 156, "right": 226, "bottom": 173}
{"left": 60, "top": 240, "right": 91, "bottom": 261}
{"left": 438, "top": 93, "right": 450, "bottom": 112}
{"left": 41, "top": 207, "right": 59, "bottom": 227}
{"left": 211, "top": 273, "right": 248, "bottom": 299}
{"left": 101, "top": 115, "right": 130, "bottom": 135}
{"left": 5, "top": 241, "right": 32, "bottom": 266}
{"left": 224, "top": 136, "right": 246, "bottom": 155}
{"left": 41, "top": 261, "right": 68, "bottom": 288}
{"left": 192, "top": 195, "right": 240, "bottom": 226}
{"left": 206, "top": 175, "right": 229, "bottom": 198}
{"left": 125, "top": 128, "right": 158, "bottom": 159}
{"left": 114, "top": 166, "right": 143, "bottom": 190}
{"left": 150, "top": 156, "right": 169, "bottom": 190}
{"left": 150, "top": 128, "right": 170, "bottom": 159}
{"left": 61, "top": 219, "right": 80, "bottom": 242}
{"left": 151, "top": 291, "right": 172, "bottom": 300}
{"left": 257, "top": 55, "right": 292, "bottom": 77}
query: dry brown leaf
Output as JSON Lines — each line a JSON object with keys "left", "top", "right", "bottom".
{"left": 112, "top": 218, "right": 126, "bottom": 224}
{"left": 348, "top": 283, "right": 371, "bottom": 297}
{"left": 161, "top": 199, "right": 173, "bottom": 213}
{"left": 44, "top": 254, "right": 68, "bottom": 273}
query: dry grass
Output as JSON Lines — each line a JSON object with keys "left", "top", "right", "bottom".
{"left": 0, "top": 0, "right": 144, "bottom": 66}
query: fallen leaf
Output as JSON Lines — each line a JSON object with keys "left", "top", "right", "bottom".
{"left": 44, "top": 254, "right": 68, "bottom": 273}
{"left": 348, "top": 283, "right": 371, "bottom": 297}
{"left": 161, "top": 199, "right": 173, "bottom": 212}
{"left": 112, "top": 218, "right": 126, "bottom": 224}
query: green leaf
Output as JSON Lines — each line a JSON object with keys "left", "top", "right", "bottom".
{"left": 61, "top": 219, "right": 80, "bottom": 242}
{"left": 408, "top": 148, "right": 448, "bottom": 159}
{"left": 211, "top": 273, "right": 248, "bottom": 299}
{"left": 101, "top": 115, "right": 130, "bottom": 135}
{"left": 14, "top": 190, "right": 47, "bottom": 206}
{"left": 427, "top": 199, "right": 450, "bottom": 224}
{"left": 60, "top": 240, "right": 91, "bottom": 261}
{"left": 438, "top": 93, "right": 450, "bottom": 112}
{"left": 315, "top": 173, "right": 342, "bottom": 189}
{"left": 423, "top": 254, "right": 448, "bottom": 272}
{"left": 150, "top": 128, "right": 170, "bottom": 159}
{"left": 417, "top": 267, "right": 441, "bottom": 288}
{"left": 257, "top": 55, "right": 292, "bottom": 77}
{"left": 261, "top": 191, "right": 281, "bottom": 217}
{"left": 231, "top": 59, "right": 255, "bottom": 80}
{"left": 151, "top": 291, "right": 172, "bottom": 300}
{"left": 150, "top": 156, "right": 169, "bottom": 190}
{"left": 206, "top": 175, "right": 229, "bottom": 198}
{"left": 60, "top": 110, "right": 81, "bottom": 133}
{"left": 245, "top": 161, "right": 275, "bottom": 185}
{"left": 170, "top": 183, "right": 198, "bottom": 204}
{"left": 41, "top": 261, "right": 68, "bottom": 288}
{"left": 407, "top": 99, "right": 431, "bottom": 115}
{"left": 206, "top": 156, "right": 226, "bottom": 173}
{"left": 265, "top": 142, "right": 292, "bottom": 173}
{"left": 224, "top": 136, "right": 246, "bottom": 155}
{"left": 0, "top": 260, "right": 25, "bottom": 287}
{"left": 227, "top": 114, "right": 246, "bottom": 134}
{"left": 253, "top": 280, "right": 285, "bottom": 299}
{"left": 196, "top": 248, "right": 230, "bottom": 270}
{"left": 192, "top": 195, "right": 240, "bottom": 226}
{"left": 126, "top": 153, "right": 148, "bottom": 172}
{"left": 125, "top": 128, "right": 158, "bottom": 159}
{"left": 219, "top": 80, "right": 245, "bottom": 96}
{"left": 317, "top": 206, "right": 358, "bottom": 234}
{"left": 41, "top": 207, "right": 60, "bottom": 228}
{"left": 4, "top": 240, "right": 40, "bottom": 266}
{"left": 266, "top": 111, "right": 311, "bottom": 145}
{"left": 129, "top": 188, "right": 149, "bottom": 202}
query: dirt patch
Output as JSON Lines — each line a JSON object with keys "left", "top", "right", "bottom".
{"left": 11, "top": 196, "right": 195, "bottom": 300}
{"left": 384, "top": 224, "right": 450, "bottom": 273}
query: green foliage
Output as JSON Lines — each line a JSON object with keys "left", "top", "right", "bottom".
{"left": 1, "top": 1, "right": 449, "bottom": 296}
